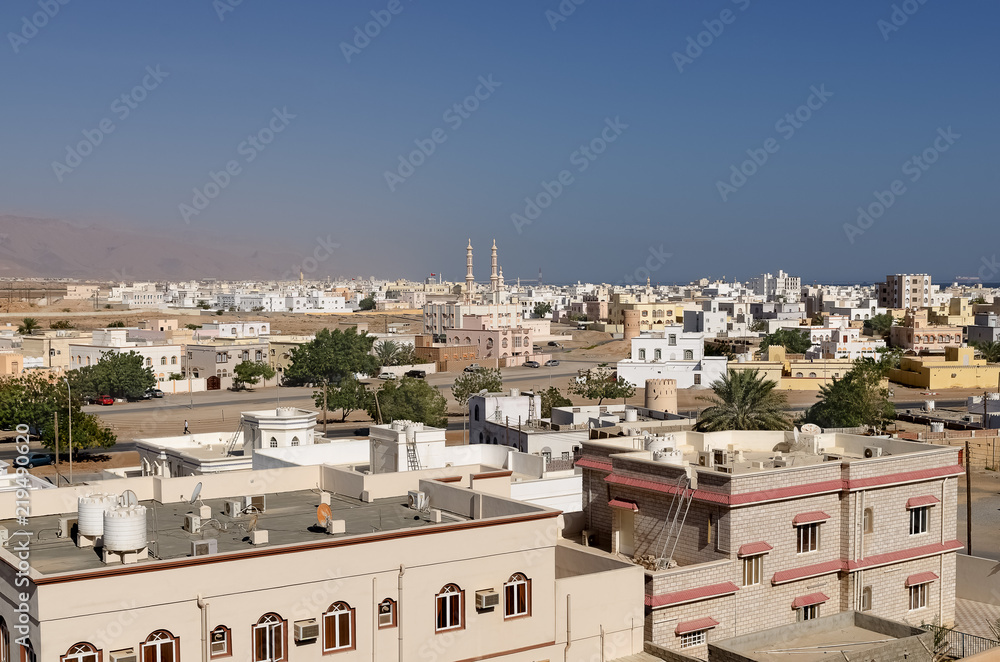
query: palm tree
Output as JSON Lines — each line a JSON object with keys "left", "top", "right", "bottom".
{"left": 17, "top": 317, "right": 40, "bottom": 335}
{"left": 696, "top": 369, "right": 791, "bottom": 432}
{"left": 374, "top": 340, "right": 400, "bottom": 367}
{"left": 972, "top": 340, "right": 1000, "bottom": 364}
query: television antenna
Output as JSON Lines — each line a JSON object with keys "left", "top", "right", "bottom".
{"left": 120, "top": 490, "right": 138, "bottom": 507}
{"left": 317, "top": 503, "right": 332, "bottom": 528}
{"left": 189, "top": 482, "right": 203, "bottom": 505}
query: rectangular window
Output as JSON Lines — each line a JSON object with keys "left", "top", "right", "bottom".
{"left": 797, "top": 604, "right": 819, "bottom": 621}
{"left": 680, "top": 630, "right": 706, "bottom": 649}
{"left": 694, "top": 374, "right": 702, "bottom": 385}
{"left": 742, "top": 555, "right": 762, "bottom": 586}
{"left": 909, "top": 584, "right": 927, "bottom": 610}
{"left": 797, "top": 523, "right": 819, "bottom": 553}
{"left": 861, "top": 587, "right": 872, "bottom": 612}
{"left": 910, "top": 507, "right": 928, "bottom": 535}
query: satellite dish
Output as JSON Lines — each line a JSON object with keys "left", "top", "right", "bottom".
{"left": 189, "top": 482, "right": 203, "bottom": 505}
{"left": 121, "top": 490, "right": 138, "bottom": 507}
{"left": 317, "top": 503, "right": 332, "bottom": 525}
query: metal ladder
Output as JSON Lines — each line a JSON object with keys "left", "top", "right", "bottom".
{"left": 654, "top": 473, "right": 694, "bottom": 569}
{"left": 406, "top": 439, "right": 421, "bottom": 471}
{"left": 225, "top": 418, "right": 245, "bottom": 456}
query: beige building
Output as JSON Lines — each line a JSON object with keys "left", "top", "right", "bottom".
{"left": 877, "top": 274, "right": 932, "bottom": 309}
{"left": 889, "top": 346, "right": 1000, "bottom": 390}
{"left": 730, "top": 347, "right": 857, "bottom": 390}
{"left": 20, "top": 329, "right": 93, "bottom": 373}
{"left": 890, "top": 309, "right": 963, "bottom": 354}
{"left": 0, "top": 464, "right": 643, "bottom": 662}
{"left": 608, "top": 294, "right": 693, "bottom": 332}
{"left": 268, "top": 336, "right": 314, "bottom": 382}
{"left": 577, "top": 429, "right": 961, "bottom": 658}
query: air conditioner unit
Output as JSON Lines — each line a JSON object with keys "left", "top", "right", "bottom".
{"left": 109, "top": 649, "right": 137, "bottom": 662}
{"left": 476, "top": 590, "right": 500, "bottom": 610}
{"left": 183, "top": 514, "right": 201, "bottom": 534}
{"left": 191, "top": 539, "right": 217, "bottom": 557}
{"left": 407, "top": 490, "right": 428, "bottom": 511}
{"left": 294, "top": 619, "right": 319, "bottom": 642}
{"left": 244, "top": 495, "right": 266, "bottom": 512}
{"left": 863, "top": 446, "right": 883, "bottom": 458}
{"left": 716, "top": 465, "right": 734, "bottom": 474}
{"left": 224, "top": 500, "right": 243, "bottom": 517}
{"left": 697, "top": 451, "right": 713, "bottom": 467}
{"left": 210, "top": 630, "right": 228, "bottom": 656}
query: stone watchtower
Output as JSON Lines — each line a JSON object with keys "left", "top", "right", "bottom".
{"left": 644, "top": 378, "right": 677, "bottom": 414}
{"left": 623, "top": 309, "right": 642, "bottom": 342}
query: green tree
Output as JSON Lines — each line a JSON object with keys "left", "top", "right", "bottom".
{"left": 569, "top": 367, "right": 635, "bottom": 405}
{"left": 283, "top": 327, "right": 379, "bottom": 386}
{"left": 41, "top": 409, "right": 117, "bottom": 454}
{"left": 315, "top": 376, "right": 372, "bottom": 422}
{"left": 17, "top": 317, "right": 40, "bottom": 334}
{"left": 971, "top": 295, "right": 987, "bottom": 305}
{"left": 50, "top": 320, "right": 75, "bottom": 329}
{"left": 0, "top": 374, "right": 116, "bottom": 453}
{"left": 69, "top": 350, "right": 156, "bottom": 400}
{"left": 533, "top": 302, "right": 553, "bottom": 318}
{"left": 972, "top": 340, "right": 1000, "bottom": 364}
{"left": 539, "top": 386, "right": 572, "bottom": 418}
{"left": 368, "top": 378, "right": 447, "bottom": 427}
{"left": 374, "top": 340, "right": 401, "bottom": 366}
{"left": 185, "top": 324, "right": 202, "bottom": 330}
{"left": 696, "top": 369, "right": 790, "bottom": 432}
{"left": 358, "top": 295, "right": 376, "bottom": 311}
{"left": 749, "top": 319, "right": 768, "bottom": 333}
{"left": 196, "top": 300, "right": 211, "bottom": 309}
{"left": 704, "top": 342, "right": 737, "bottom": 361}
{"left": 759, "top": 328, "right": 812, "bottom": 355}
{"left": 451, "top": 368, "right": 503, "bottom": 406}
{"left": 232, "top": 360, "right": 276, "bottom": 390}
{"left": 864, "top": 313, "right": 896, "bottom": 338}
{"left": 107, "top": 320, "right": 126, "bottom": 328}
{"left": 802, "top": 357, "right": 896, "bottom": 431}
{"left": 810, "top": 313, "right": 825, "bottom": 326}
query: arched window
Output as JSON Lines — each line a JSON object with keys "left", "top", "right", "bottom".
{"left": 863, "top": 508, "right": 873, "bottom": 534}
{"left": 322, "top": 602, "right": 355, "bottom": 653}
{"left": 20, "top": 642, "right": 35, "bottom": 662}
{"left": 378, "top": 598, "right": 397, "bottom": 629}
{"left": 683, "top": 350, "right": 694, "bottom": 360}
{"left": 171, "top": 356, "right": 178, "bottom": 365}
{"left": 637, "top": 349, "right": 646, "bottom": 360}
{"left": 59, "top": 641, "right": 101, "bottom": 662}
{"left": 146, "top": 357, "right": 153, "bottom": 367}
{"left": 253, "top": 613, "right": 286, "bottom": 662}
{"left": 270, "top": 437, "right": 278, "bottom": 448}
{"left": 668, "top": 334, "right": 677, "bottom": 346}
{"left": 503, "top": 573, "right": 531, "bottom": 619}
{"left": 501, "top": 338, "right": 508, "bottom": 348}
{"left": 140, "top": 630, "right": 179, "bottom": 662}
{"left": 435, "top": 584, "right": 464, "bottom": 632}
{"left": 474, "top": 405, "right": 480, "bottom": 422}
{"left": 85, "top": 356, "right": 90, "bottom": 366}
{"left": 486, "top": 338, "right": 494, "bottom": 349}
{"left": 160, "top": 356, "right": 167, "bottom": 365}
{"left": 808, "top": 372, "right": 817, "bottom": 378}
{"left": 795, "top": 372, "right": 804, "bottom": 378}
{"left": 861, "top": 586, "right": 873, "bottom": 611}
{"left": 291, "top": 436, "right": 299, "bottom": 447}
{"left": 653, "top": 349, "right": 662, "bottom": 360}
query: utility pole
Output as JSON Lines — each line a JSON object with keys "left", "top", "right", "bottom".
{"left": 54, "top": 412, "right": 61, "bottom": 486}
{"left": 323, "top": 380, "right": 328, "bottom": 436}
{"left": 966, "top": 439, "right": 973, "bottom": 555}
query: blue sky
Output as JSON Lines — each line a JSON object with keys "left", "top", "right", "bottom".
{"left": 1, "top": 0, "right": 997, "bottom": 284}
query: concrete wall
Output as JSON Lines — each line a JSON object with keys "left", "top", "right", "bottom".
{"left": 956, "top": 554, "right": 1000, "bottom": 605}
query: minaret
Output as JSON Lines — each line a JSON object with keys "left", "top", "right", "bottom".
{"left": 490, "top": 239, "right": 498, "bottom": 294}
{"left": 465, "top": 239, "right": 475, "bottom": 304}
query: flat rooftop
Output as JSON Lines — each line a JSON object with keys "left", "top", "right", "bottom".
{"left": 11, "top": 489, "right": 456, "bottom": 576}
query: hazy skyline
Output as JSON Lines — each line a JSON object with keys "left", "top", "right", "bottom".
{"left": 2, "top": 1, "right": 997, "bottom": 284}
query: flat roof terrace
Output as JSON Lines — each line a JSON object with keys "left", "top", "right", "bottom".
{"left": 9, "top": 489, "right": 450, "bottom": 576}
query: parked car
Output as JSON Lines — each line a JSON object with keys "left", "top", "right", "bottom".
{"left": 404, "top": 370, "right": 427, "bottom": 379}
{"left": 147, "top": 389, "right": 164, "bottom": 398}
{"left": 523, "top": 360, "right": 541, "bottom": 368}
{"left": 548, "top": 341, "right": 561, "bottom": 347}
{"left": 24, "top": 452, "right": 53, "bottom": 468}
{"left": 377, "top": 372, "right": 396, "bottom": 380}
{"left": 544, "top": 359, "right": 560, "bottom": 367}
{"left": 97, "top": 395, "right": 114, "bottom": 406}
{"left": 464, "top": 364, "right": 483, "bottom": 373}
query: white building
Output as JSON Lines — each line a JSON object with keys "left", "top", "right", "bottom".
{"left": 748, "top": 269, "right": 801, "bottom": 302}
{"left": 808, "top": 327, "right": 887, "bottom": 360}
{"left": 617, "top": 328, "right": 728, "bottom": 388}
{"left": 68, "top": 329, "right": 184, "bottom": 381}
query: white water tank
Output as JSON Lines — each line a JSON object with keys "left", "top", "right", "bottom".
{"left": 78, "top": 493, "right": 117, "bottom": 536}
{"left": 925, "top": 400, "right": 935, "bottom": 411}
{"left": 624, "top": 408, "right": 638, "bottom": 422}
{"left": 510, "top": 388, "right": 520, "bottom": 397}
{"left": 276, "top": 407, "right": 297, "bottom": 417}
{"left": 103, "top": 505, "right": 148, "bottom": 552}
{"left": 930, "top": 422, "right": 945, "bottom": 433}
{"left": 644, "top": 434, "right": 676, "bottom": 454}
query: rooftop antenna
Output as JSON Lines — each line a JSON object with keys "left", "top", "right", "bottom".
{"left": 317, "top": 503, "right": 332, "bottom": 530}
{"left": 120, "top": 490, "right": 138, "bottom": 507}
{"left": 189, "top": 481, "right": 203, "bottom": 505}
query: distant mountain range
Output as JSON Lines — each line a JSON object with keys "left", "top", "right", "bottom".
{"left": 0, "top": 215, "right": 314, "bottom": 281}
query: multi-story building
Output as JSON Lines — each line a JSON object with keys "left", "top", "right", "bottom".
{"left": 576, "top": 429, "right": 961, "bottom": 658}
{"left": 748, "top": 270, "right": 801, "bottom": 302}
{"left": 889, "top": 309, "right": 963, "bottom": 354}
{"left": 185, "top": 340, "right": 271, "bottom": 386}
{"left": 807, "top": 327, "right": 886, "bottom": 361}
{"left": 967, "top": 313, "right": 1000, "bottom": 345}
{"left": 877, "top": 274, "right": 932, "bottom": 309}
{"left": 0, "top": 463, "right": 643, "bottom": 662}
{"left": 617, "top": 328, "right": 728, "bottom": 388}
{"left": 68, "top": 329, "right": 184, "bottom": 381}
{"left": 20, "top": 329, "right": 93, "bottom": 373}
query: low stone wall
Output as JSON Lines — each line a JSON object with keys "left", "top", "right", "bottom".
{"left": 897, "top": 429, "right": 1000, "bottom": 468}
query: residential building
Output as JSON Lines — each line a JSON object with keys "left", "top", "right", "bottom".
{"left": 20, "top": 329, "right": 93, "bottom": 373}
{"left": 68, "top": 329, "right": 183, "bottom": 381}
{"left": 748, "top": 270, "right": 801, "bottom": 301}
{"left": 967, "top": 313, "right": 1000, "bottom": 345}
{"left": 889, "top": 309, "right": 962, "bottom": 354}
{"left": 576, "top": 429, "right": 961, "bottom": 658}
{"left": 683, "top": 304, "right": 727, "bottom": 337}
{"left": 877, "top": 274, "right": 932, "bottom": 309}
{"left": 889, "top": 346, "right": 1000, "bottom": 389}
{"left": 185, "top": 340, "right": 271, "bottom": 388}
{"left": 807, "top": 327, "right": 886, "bottom": 361}
{"left": 617, "top": 328, "right": 728, "bottom": 388}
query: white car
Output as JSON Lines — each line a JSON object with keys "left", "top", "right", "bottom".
{"left": 377, "top": 372, "right": 396, "bottom": 380}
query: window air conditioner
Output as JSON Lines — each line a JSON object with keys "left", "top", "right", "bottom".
{"left": 378, "top": 611, "right": 394, "bottom": 628}
{"left": 475, "top": 590, "right": 500, "bottom": 610}
{"left": 191, "top": 539, "right": 217, "bottom": 557}
{"left": 294, "top": 619, "right": 319, "bottom": 642}
{"left": 863, "top": 446, "right": 883, "bottom": 458}
{"left": 244, "top": 495, "right": 266, "bottom": 512}
{"left": 109, "top": 649, "right": 137, "bottom": 662}
{"left": 210, "top": 631, "right": 228, "bottom": 656}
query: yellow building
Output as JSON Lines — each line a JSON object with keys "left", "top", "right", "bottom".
{"left": 729, "top": 346, "right": 855, "bottom": 390}
{"left": 889, "top": 346, "right": 1000, "bottom": 389}
{"left": 927, "top": 297, "right": 975, "bottom": 327}
{"left": 267, "top": 336, "right": 314, "bottom": 381}
{"left": 0, "top": 351, "right": 24, "bottom": 377}
{"left": 607, "top": 293, "right": 698, "bottom": 330}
